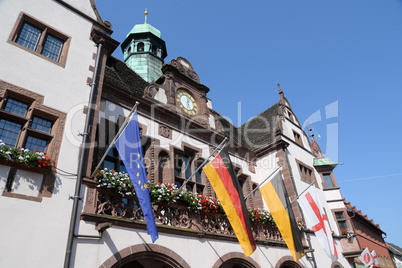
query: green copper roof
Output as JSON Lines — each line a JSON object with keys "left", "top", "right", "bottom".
{"left": 313, "top": 158, "right": 343, "bottom": 166}
{"left": 127, "top": 10, "right": 162, "bottom": 38}
{"left": 127, "top": 23, "right": 161, "bottom": 38}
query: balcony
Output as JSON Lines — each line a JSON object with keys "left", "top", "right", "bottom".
{"left": 82, "top": 186, "right": 285, "bottom": 245}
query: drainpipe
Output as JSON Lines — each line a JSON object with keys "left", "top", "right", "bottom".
{"left": 64, "top": 43, "right": 103, "bottom": 268}
{"left": 304, "top": 233, "right": 318, "bottom": 268}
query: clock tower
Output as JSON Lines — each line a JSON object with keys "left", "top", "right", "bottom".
{"left": 121, "top": 10, "right": 167, "bottom": 83}
{"left": 143, "top": 57, "right": 210, "bottom": 127}
{"left": 176, "top": 89, "right": 198, "bottom": 115}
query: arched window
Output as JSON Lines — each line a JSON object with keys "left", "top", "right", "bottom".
{"left": 173, "top": 148, "right": 205, "bottom": 193}
{"left": 137, "top": 42, "right": 144, "bottom": 52}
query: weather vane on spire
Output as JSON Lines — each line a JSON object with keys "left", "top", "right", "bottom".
{"left": 305, "top": 121, "right": 320, "bottom": 141}
{"left": 144, "top": 9, "right": 148, "bottom": 24}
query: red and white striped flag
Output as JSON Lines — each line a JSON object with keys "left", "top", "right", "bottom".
{"left": 299, "top": 186, "right": 338, "bottom": 261}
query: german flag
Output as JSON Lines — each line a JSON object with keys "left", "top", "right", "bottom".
{"left": 203, "top": 148, "right": 257, "bottom": 257}
{"left": 260, "top": 172, "right": 304, "bottom": 261}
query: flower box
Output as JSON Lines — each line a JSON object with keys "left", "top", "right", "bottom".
{"left": 0, "top": 141, "right": 55, "bottom": 172}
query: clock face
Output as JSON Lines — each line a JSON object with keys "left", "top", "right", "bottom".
{"left": 176, "top": 89, "right": 198, "bottom": 115}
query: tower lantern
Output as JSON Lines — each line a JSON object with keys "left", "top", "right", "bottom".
{"left": 121, "top": 10, "right": 167, "bottom": 83}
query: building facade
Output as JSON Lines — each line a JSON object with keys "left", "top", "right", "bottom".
{"left": 388, "top": 243, "right": 402, "bottom": 268}
{"left": 0, "top": 1, "right": 396, "bottom": 268}
{"left": 342, "top": 201, "right": 395, "bottom": 268}
{"left": 0, "top": 0, "right": 117, "bottom": 267}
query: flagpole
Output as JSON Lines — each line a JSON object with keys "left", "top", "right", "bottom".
{"left": 289, "top": 179, "right": 317, "bottom": 204}
{"left": 90, "top": 101, "right": 140, "bottom": 178}
{"left": 244, "top": 165, "right": 282, "bottom": 201}
{"left": 177, "top": 137, "right": 228, "bottom": 192}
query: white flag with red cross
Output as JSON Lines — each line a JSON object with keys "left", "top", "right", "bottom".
{"left": 359, "top": 247, "right": 374, "bottom": 267}
{"left": 299, "top": 186, "right": 338, "bottom": 261}
{"left": 371, "top": 250, "right": 380, "bottom": 265}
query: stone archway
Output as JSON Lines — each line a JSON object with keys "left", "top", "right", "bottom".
{"left": 275, "top": 256, "right": 303, "bottom": 268}
{"left": 100, "top": 244, "right": 190, "bottom": 268}
{"left": 212, "top": 252, "right": 260, "bottom": 268}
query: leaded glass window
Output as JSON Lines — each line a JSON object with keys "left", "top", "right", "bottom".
{"left": 0, "top": 119, "right": 22, "bottom": 147}
{"left": 25, "top": 136, "right": 48, "bottom": 151}
{"left": 31, "top": 116, "right": 53, "bottom": 133}
{"left": 42, "top": 34, "right": 63, "bottom": 61}
{"left": 4, "top": 98, "right": 29, "bottom": 117}
{"left": 16, "top": 22, "right": 41, "bottom": 51}
{"left": 11, "top": 14, "right": 69, "bottom": 65}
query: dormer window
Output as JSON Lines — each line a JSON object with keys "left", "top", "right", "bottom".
{"left": 137, "top": 42, "right": 144, "bottom": 52}
{"left": 297, "top": 160, "right": 318, "bottom": 187}
{"left": 293, "top": 130, "right": 303, "bottom": 147}
{"left": 286, "top": 108, "right": 295, "bottom": 122}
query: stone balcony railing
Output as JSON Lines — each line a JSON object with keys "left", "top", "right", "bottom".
{"left": 82, "top": 187, "right": 285, "bottom": 245}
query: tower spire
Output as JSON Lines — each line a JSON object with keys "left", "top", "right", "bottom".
{"left": 144, "top": 9, "right": 148, "bottom": 24}
{"left": 277, "top": 83, "right": 284, "bottom": 97}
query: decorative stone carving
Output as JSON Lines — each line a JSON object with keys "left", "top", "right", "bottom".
{"left": 249, "top": 162, "right": 256, "bottom": 173}
{"left": 168, "top": 58, "right": 200, "bottom": 84}
{"left": 158, "top": 124, "right": 172, "bottom": 139}
{"left": 143, "top": 83, "right": 158, "bottom": 98}
{"left": 0, "top": 88, "right": 6, "bottom": 98}
{"left": 215, "top": 120, "right": 223, "bottom": 132}
{"left": 0, "top": 80, "right": 44, "bottom": 103}
{"left": 149, "top": 140, "right": 155, "bottom": 181}
{"left": 87, "top": 187, "right": 95, "bottom": 207}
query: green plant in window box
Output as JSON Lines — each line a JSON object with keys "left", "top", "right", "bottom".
{"left": 94, "top": 168, "right": 135, "bottom": 197}
{"left": 198, "top": 195, "right": 223, "bottom": 213}
{"left": 94, "top": 169, "right": 276, "bottom": 226}
{"left": 95, "top": 171, "right": 223, "bottom": 213}
{"left": 248, "top": 208, "right": 276, "bottom": 226}
{"left": 0, "top": 140, "right": 55, "bottom": 169}
{"left": 177, "top": 190, "right": 202, "bottom": 211}
{"left": 340, "top": 228, "right": 355, "bottom": 238}
{"left": 148, "top": 182, "right": 178, "bottom": 206}
{"left": 296, "top": 218, "right": 306, "bottom": 231}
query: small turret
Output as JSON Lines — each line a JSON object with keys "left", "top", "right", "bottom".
{"left": 121, "top": 10, "right": 167, "bottom": 82}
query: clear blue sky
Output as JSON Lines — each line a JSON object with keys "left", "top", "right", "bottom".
{"left": 96, "top": 0, "right": 402, "bottom": 247}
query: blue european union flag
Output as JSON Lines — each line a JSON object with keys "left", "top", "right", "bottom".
{"left": 115, "top": 111, "right": 158, "bottom": 243}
